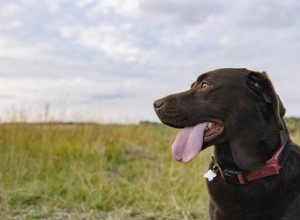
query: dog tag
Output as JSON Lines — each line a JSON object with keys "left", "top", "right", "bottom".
{"left": 204, "top": 169, "right": 217, "bottom": 181}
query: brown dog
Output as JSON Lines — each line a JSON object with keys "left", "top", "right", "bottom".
{"left": 154, "top": 68, "right": 300, "bottom": 220}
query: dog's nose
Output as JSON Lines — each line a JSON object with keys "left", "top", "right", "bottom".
{"left": 154, "top": 99, "right": 164, "bottom": 109}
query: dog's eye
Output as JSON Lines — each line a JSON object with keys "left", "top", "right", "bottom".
{"left": 199, "top": 81, "right": 211, "bottom": 90}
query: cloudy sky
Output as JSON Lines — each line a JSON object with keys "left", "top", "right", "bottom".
{"left": 1, "top": 0, "right": 300, "bottom": 123}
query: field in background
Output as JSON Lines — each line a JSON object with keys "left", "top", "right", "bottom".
{"left": 0, "top": 119, "right": 299, "bottom": 219}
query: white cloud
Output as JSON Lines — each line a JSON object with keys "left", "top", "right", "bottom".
{"left": 0, "top": 2, "right": 24, "bottom": 30}
{"left": 237, "top": 0, "right": 300, "bottom": 28}
{"left": 20, "top": 0, "right": 37, "bottom": 4}
{"left": 59, "top": 24, "right": 155, "bottom": 63}
{"left": 140, "top": 0, "right": 226, "bottom": 26}
{"left": 91, "top": 0, "right": 139, "bottom": 15}
{"left": 0, "top": 0, "right": 300, "bottom": 122}
{"left": 0, "top": 36, "right": 47, "bottom": 59}
{"left": 75, "top": 0, "right": 94, "bottom": 8}
{"left": 0, "top": 76, "right": 143, "bottom": 104}
{"left": 0, "top": 3, "right": 23, "bottom": 17}
{"left": 0, "top": 76, "right": 148, "bottom": 123}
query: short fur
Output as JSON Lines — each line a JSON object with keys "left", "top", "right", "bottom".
{"left": 154, "top": 68, "right": 300, "bottom": 220}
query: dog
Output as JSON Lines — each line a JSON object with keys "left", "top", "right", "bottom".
{"left": 154, "top": 68, "right": 300, "bottom": 220}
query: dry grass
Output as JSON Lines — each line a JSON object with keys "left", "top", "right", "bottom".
{"left": 0, "top": 123, "right": 212, "bottom": 219}
{"left": 0, "top": 119, "right": 298, "bottom": 219}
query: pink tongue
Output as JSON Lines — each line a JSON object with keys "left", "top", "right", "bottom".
{"left": 172, "top": 122, "right": 207, "bottom": 163}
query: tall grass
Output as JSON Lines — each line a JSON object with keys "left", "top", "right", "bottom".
{"left": 0, "top": 121, "right": 299, "bottom": 219}
{"left": 0, "top": 123, "right": 213, "bottom": 219}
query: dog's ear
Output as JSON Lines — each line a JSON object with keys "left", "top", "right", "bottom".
{"left": 247, "top": 71, "right": 285, "bottom": 130}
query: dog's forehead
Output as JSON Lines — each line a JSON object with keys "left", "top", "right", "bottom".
{"left": 197, "top": 68, "right": 250, "bottom": 86}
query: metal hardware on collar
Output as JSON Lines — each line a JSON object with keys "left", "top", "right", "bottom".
{"left": 212, "top": 143, "right": 290, "bottom": 185}
{"left": 223, "top": 169, "right": 248, "bottom": 184}
{"left": 212, "top": 164, "right": 219, "bottom": 172}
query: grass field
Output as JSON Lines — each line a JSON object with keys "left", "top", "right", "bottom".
{"left": 0, "top": 120, "right": 299, "bottom": 219}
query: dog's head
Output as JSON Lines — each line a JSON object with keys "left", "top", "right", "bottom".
{"left": 154, "top": 68, "right": 286, "bottom": 171}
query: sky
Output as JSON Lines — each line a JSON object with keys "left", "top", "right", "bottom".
{"left": 0, "top": 0, "right": 300, "bottom": 123}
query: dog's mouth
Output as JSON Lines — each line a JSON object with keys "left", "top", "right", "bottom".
{"left": 204, "top": 121, "right": 224, "bottom": 142}
{"left": 172, "top": 121, "right": 224, "bottom": 163}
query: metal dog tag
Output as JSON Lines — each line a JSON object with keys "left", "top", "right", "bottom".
{"left": 204, "top": 169, "right": 217, "bottom": 181}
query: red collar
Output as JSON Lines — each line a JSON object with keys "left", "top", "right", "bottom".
{"left": 214, "top": 143, "right": 289, "bottom": 185}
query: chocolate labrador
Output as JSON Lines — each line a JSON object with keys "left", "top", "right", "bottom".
{"left": 153, "top": 68, "right": 300, "bottom": 220}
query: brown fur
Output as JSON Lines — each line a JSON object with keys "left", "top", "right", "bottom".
{"left": 154, "top": 68, "right": 300, "bottom": 220}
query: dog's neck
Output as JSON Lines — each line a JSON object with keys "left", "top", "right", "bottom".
{"left": 214, "top": 124, "right": 288, "bottom": 172}
{"left": 213, "top": 142, "right": 283, "bottom": 173}
{"left": 212, "top": 128, "right": 290, "bottom": 184}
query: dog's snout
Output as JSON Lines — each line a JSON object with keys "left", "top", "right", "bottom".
{"left": 154, "top": 99, "right": 164, "bottom": 109}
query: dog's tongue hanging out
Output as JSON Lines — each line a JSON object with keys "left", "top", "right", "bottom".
{"left": 172, "top": 123, "right": 207, "bottom": 163}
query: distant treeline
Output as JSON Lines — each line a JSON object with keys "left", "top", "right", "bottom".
{"left": 141, "top": 118, "right": 300, "bottom": 133}
{"left": 1, "top": 118, "right": 300, "bottom": 131}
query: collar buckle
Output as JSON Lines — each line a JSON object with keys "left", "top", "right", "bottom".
{"left": 223, "top": 169, "right": 248, "bottom": 185}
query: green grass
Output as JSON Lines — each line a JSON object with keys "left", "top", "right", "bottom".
{"left": 0, "top": 121, "right": 299, "bottom": 219}
{"left": 0, "top": 123, "right": 213, "bottom": 219}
